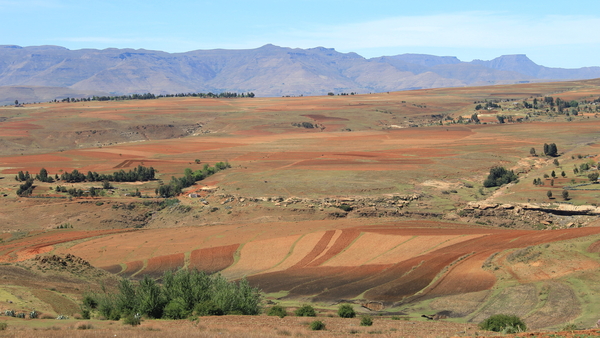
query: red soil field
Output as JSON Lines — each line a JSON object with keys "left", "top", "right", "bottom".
{"left": 4, "top": 221, "right": 598, "bottom": 304}
{"left": 289, "top": 230, "right": 335, "bottom": 269}
{"left": 0, "top": 229, "right": 132, "bottom": 263}
{"left": 143, "top": 252, "right": 185, "bottom": 278}
{"left": 305, "top": 229, "right": 361, "bottom": 267}
{"left": 120, "top": 260, "right": 144, "bottom": 278}
{"left": 188, "top": 244, "right": 239, "bottom": 274}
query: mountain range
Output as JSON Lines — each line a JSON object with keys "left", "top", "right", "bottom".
{"left": 1, "top": 44, "right": 600, "bottom": 104}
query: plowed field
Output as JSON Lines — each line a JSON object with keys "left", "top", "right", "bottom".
{"left": 3, "top": 221, "right": 599, "bottom": 304}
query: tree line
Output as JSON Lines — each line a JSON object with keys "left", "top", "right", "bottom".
{"left": 52, "top": 91, "right": 255, "bottom": 103}
{"left": 155, "top": 162, "right": 230, "bottom": 198}
{"left": 60, "top": 165, "right": 156, "bottom": 183}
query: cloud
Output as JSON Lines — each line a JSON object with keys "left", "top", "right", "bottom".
{"left": 264, "top": 12, "right": 600, "bottom": 51}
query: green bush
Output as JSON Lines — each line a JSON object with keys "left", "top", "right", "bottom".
{"left": 194, "top": 300, "right": 224, "bottom": 316}
{"left": 479, "top": 314, "right": 526, "bottom": 333}
{"left": 80, "top": 309, "right": 91, "bottom": 320}
{"left": 123, "top": 313, "right": 141, "bottom": 326}
{"left": 309, "top": 320, "right": 325, "bottom": 330}
{"left": 294, "top": 304, "right": 316, "bottom": 317}
{"left": 483, "top": 166, "right": 518, "bottom": 188}
{"left": 337, "top": 304, "right": 356, "bottom": 318}
{"left": 163, "top": 298, "right": 190, "bottom": 319}
{"left": 83, "top": 295, "right": 98, "bottom": 309}
{"left": 83, "top": 270, "right": 261, "bottom": 320}
{"left": 267, "top": 305, "right": 287, "bottom": 318}
{"left": 360, "top": 315, "right": 373, "bottom": 326}
{"left": 0, "top": 322, "right": 7, "bottom": 331}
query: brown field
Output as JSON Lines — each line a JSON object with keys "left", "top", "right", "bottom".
{"left": 2, "top": 79, "right": 600, "bottom": 334}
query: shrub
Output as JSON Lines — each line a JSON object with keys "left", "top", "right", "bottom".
{"left": 479, "top": 314, "right": 526, "bottom": 333}
{"left": 337, "top": 304, "right": 356, "bottom": 318}
{"left": 163, "top": 298, "right": 190, "bottom": 319}
{"left": 194, "top": 300, "right": 224, "bottom": 316}
{"left": 83, "top": 295, "right": 98, "bottom": 309}
{"left": 76, "top": 322, "right": 93, "bottom": 330}
{"left": 294, "top": 304, "right": 316, "bottom": 317}
{"left": 335, "top": 204, "right": 353, "bottom": 212}
{"left": 123, "top": 313, "right": 141, "bottom": 326}
{"left": 267, "top": 305, "right": 287, "bottom": 318}
{"left": 0, "top": 322, "right": 6, "bottom": 331}
{"left": 360, "top": 315, "right": 373, "bottom": 326}
{"left": 309, "top": 320, "right": 325, "bottom": 330}
{"left": 80, "top": 309, "right": 91, "bottom": 320}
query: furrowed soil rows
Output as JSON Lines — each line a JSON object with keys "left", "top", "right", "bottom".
{"left": 189, "top": 244, "right": 239, "bottom": 274}
{"left": 225, "top": 235, "right": 301, "bottom": 278}
{"left": 142, "top": 252, "right": 185, "bottom": 278}
{"left": 524, "top": 282, "right": 581, "bottom": 330}
{"left": 289, "top": 230, "right": 335, "bottom": 269}
{"left": 305, "top": 229, "right": 361, "bottom": 267}
{"left": 120, "top": 260, "right": 144, "bottom": 278}
{"left": 321, "top": 233, "right": 412, "bottom": 267}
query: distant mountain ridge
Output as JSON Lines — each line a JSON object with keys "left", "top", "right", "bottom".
{"left": 1, "top": 44, "right": 599, "bottom": 104}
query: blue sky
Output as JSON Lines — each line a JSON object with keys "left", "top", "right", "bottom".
{"left": 1, "top": 0, "right": 599, "bottom": 68}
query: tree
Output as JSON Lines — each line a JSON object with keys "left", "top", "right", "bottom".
{"left": 588, "top": 172, "right": 599, "bottom": 182}
{"left": 547, "top": 190, "right": 553, "bottom": 199}
{"left": 337, "top": 304, "right": 356, "bottom": 318}
{"left": 544, "top": 143, "right": 558, "bottom": 157}
{"left": 561, "top": 171, "right": 566, "bottom": 178}
{"left": 562, "top": 190, "right": 569, "bottom": 200}
{"left": 483, "top": 166, "right": 518, "bottom": 188}
{"left": 14, "top": 100, "right": 18, "bottom": 105}
{"left": 553, "top": 159, "right": 560, "bottom": 166}
{"left": 551, "top": 170, "right": 556, "bottom": 178}
{"left": 529, "top": 148, "right": 536, "bottom": 157}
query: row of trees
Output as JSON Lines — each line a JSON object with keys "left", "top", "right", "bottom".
{"left": 16, "top": 166, "right": 155, "bottom": 184}
{"left": 155, "top": 162, "right": 230, "bottom": 198}
{"left": 160, "top": 92, "right": 255, "bottom": 98}
{"left": 60, "top": 166, "right": 156, "bottom": 183}
{"left": 84, "top": 270, "right": 261, "bottom": 320}
{"left": 54, "top": 92, "right": 255, "bottom": 104}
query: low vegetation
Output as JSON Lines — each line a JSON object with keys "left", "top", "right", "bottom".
{"left": 309, "top": 320, "right": 326, "bottom": 330}
{"left": 294, "top": 305, "right": 316, "bottom": 317}
{"left": 337, "top": 304, "right": 356, "bottom": 318}
{"left": 360, "top": 315, "right": 373, "bottom": 326}
{"left": 479, "top": 314, "right": 527, "bottom": 333}
{"left": 267, "top": 305, "right": 287, "bottom": 318}
{"left": 82, "top": 269, "right": 261, "bottom": 320}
